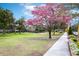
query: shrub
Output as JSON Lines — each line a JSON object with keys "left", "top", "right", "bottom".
{"left": 68, "top": 27, "right": 73, "bottom": 35}
{"left": 76, "top": 41, "right": 79, "bottom": 48}
{"left": 74, "top": 42, "right": 79, "bottom": 55}
{"left": 70, "top": 35, "right": 79, "bottom": 55}
{"left": 76, "top": 51, "right": 79, "bottom": 55}
{"left": 72, "top": 38, "right": 77, "bottom": 42}
{"left": 70, "top": 41, "right": 79, "bottom": 55}
{"left": 75, "top": 48, "right": 79, "bottom": 55}
{"left": 69, "top": 35, "right": 77, "bottom": 43}
{"left": 69, "top": 35, "right": 75, "bottom": 38}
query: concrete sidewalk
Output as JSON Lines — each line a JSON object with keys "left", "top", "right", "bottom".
{"left": 44, "top": 32, "right": 70, "bottom": 56}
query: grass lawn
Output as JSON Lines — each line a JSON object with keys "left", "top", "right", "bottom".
{"left": 0, "top": 32, "right": 63, "bottom": 56}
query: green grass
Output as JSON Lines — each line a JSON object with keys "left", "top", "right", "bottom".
{"left": 0, "top": 32, "right": 48, "bottom": 39}
{"left": 0, "top": 32, "right": 63, "bottom": 56}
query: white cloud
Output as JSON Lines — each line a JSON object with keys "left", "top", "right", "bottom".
{"left": 24, "top": 5, "right": 35, "bottom": 11}
{"left": 39, "top": 4, "right": 46, "bottom": 6}
{"left": 20, "top": 3, "right": 36, "bottom": 18}
{"left": 23, "top": 3, "right": 46, "bottom": 11}
{"left": 20, "top": 3, "right": 46, "bottom": 19}
{"left": 20, "top": 3, "right": 36, "bottom": 11}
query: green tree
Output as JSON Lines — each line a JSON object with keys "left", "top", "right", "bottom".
{"left": 0, "top": 7, "right": 14, "bottom": 34}
{"left": 16, "top": 17, "right": 25, "bottom": 33}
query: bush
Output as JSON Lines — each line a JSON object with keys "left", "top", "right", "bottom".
{"left": 76, "top": 41, "right": 79, "bottom": 48}
{"left": 73, "top": 42, "right": 79, "bottom": 55}
{"left": 72, "top": 38, "right": 77, "bottom": 42}
{"left": 68, "top": 27, "right": 73, "bottom": 35}
{"left": 69, "top": 35, "right": 75, "bottom": 38}
{"left": 70, "top": 35, "right": 79, "bottom": 55}
{"left": 70, "top": 35, "right": 77, "bottom": 43}
{"left": 74, "top": 48, "right": 79, "bottom": 55}
{"left": 70, "top": 41, "right": 79, "bottom": 55}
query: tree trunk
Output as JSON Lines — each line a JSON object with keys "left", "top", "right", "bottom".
{"left": 19, "top": 29, "right": 21, "bottom": 34}
{"left": 53, "top": 25, "right": 55, "bottom": 35}
{"left": 3, "top": 28, "right": 6, "bottom": 34}
{"left": 53, "top": 30, "right": 55, "bottom": 35}
{"left": 13, "top": 25, "right": 16, "bottom": 33}
{"left": 49, "top": 30, "right": 52, "bottom": 39}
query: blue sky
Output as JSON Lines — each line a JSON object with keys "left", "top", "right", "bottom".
{"left": 0, "top": 3, "right": 45, "bottom": 20}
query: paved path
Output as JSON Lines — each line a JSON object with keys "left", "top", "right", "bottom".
{"left": 44, "top": 32, "right": 70, "bottom": 56}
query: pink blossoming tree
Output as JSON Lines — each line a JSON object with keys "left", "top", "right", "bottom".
{"left": 26, "top": 4, "right": 71, "bottom": 39}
